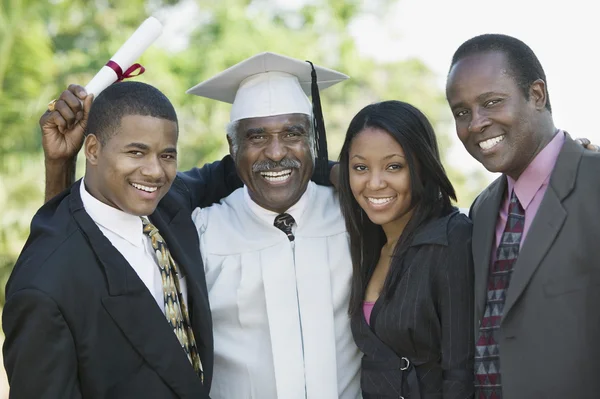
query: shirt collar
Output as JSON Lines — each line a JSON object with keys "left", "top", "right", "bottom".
{"left": 507, "top": 130, "right": 565, "bottom": 208}
{"left": 80, "top": 178, "right": 145, "bottom": 248}
{"left": 243, "top": 181, "right": 314, "bottom": 226}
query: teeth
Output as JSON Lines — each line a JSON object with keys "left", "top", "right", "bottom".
{"left": 479, "top": 135, "right": 505, "bottom": 150}
{"left": 263, "top": 175, "right": 291, "bottom": 182}
{"left": 368, "top": 197, "right": 394, "bottom": 205}
{"left": 261, "top": 169, "right": 292, "bottom": 182}
{"left": 261, "top": 169, "right": 292, "bottom": 177}
{"left": 131, "top": 183, "right": 158, "bottom": 193}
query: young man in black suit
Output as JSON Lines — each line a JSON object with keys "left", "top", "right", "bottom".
{"left": 3, "top": 82, "right": 237, "bottom": 398}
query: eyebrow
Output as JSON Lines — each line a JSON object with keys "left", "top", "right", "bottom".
{"left": 125, "top": 142, "right": 150, "bottom": 150}
{"left": 124, "top": 143, "right": 177, "bottom": 153}
{"left": 476, "top": 91, "right": 501, "bottom": 101}
{"left": 245, "top": 127, "right": 266, "bottom": 137}
{"left": 284, "top": 124, "right": 308, "bottom": 134}
{"left": 450, "top": 91, "right": 501, "bottom": 110}
{"left": 245, "top": 124, "right": 308, "bottom": 136}
{"left": 351, "top": 153, "right": 405, "bottom": 160}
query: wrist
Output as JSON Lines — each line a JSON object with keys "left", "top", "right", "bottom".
{"left": 44, "top": 156, "right": 76, "bottom": 168}
{"left": 44, "top": 156, "right": 77, "bottom": 202}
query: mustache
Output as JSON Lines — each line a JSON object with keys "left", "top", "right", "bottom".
{"left": 252, "top": 158, "right": 301, "bottom": 172}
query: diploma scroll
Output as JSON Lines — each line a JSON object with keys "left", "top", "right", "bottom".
{"left": 85, "top": 17, "right": 163, "bottom": 98}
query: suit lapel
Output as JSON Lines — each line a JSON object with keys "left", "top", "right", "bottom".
{"left": 472, "top": 176, "right": 506, "bottom": 329}
{"left": 354, "top": 311, "right": 401, "bottom": 361}
{"left": 503, "top": 138, "right": 582, "bottom": 318}
{"left": 69, "top": 182, "right": 205, "bottom": 397}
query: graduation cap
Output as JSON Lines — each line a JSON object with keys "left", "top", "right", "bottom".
{"left": 186, "top": 52, "right": 349, "bottom": 185}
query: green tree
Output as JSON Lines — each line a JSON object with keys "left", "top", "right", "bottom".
{"left": 0, "top": 0, "right": 58, "bottom": 298}
{"left": 0, "top": 0, "right": 485, "bottom": 304}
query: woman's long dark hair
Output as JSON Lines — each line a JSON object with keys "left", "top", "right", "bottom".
{"left": 339, "top": 100, "right": 457, "bottom": 317}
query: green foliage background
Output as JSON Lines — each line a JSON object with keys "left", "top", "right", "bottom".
{"left": 0, "top": 0, "right": 489, "bottom": 305}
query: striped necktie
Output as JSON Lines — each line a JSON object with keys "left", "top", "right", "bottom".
{"left": 141, "top": 217, "right": 204, "bottom": 382}
{"left": 474, "top": 190, "right": 525, "bottom": 399}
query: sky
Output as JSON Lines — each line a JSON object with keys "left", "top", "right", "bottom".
{"left": 347, "top": 0, "right": 600, "bottom": 181}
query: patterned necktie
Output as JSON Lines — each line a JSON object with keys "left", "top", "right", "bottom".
{"left": 475, "top": 190, "right": 525, "bottom": 399}
{"left": 141, "top": 217, "right": 203, "bottom": 381}
{"left": 274, "top": 213, "right": 295, "bottom": 241}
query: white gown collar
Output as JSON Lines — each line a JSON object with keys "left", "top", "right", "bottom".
{"left": 243, "top": 181, "right": 314, "bottom": 227}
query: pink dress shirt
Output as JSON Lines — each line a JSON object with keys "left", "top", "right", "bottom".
{"left": 491, "top": 131, "right": 565, "bottom": 262}
{"left": 363, "top": 301, "right": 375, "bottom": 326}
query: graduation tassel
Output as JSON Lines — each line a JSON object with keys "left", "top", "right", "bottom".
{"left": 306, "top": 60, "right": 330, "bottom": 186}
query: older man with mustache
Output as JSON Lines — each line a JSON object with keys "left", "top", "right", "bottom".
{"left": 187, "top": 52, "right": 361, "bottom": 399}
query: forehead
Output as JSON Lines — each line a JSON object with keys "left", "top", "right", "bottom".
{"left": 238, "top": 113, "right": 310, "bottom": 133}
{"left": 109, "top": 114, "right": 178, "bottom": 144}
{"left": 446, "top": 51, "right": 518, "bottom": 102}
{"left": 350, "top": 127, "right": 405, "bottom": 155}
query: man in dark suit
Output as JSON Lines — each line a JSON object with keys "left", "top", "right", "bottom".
{"left": 2, "top": 81, "right": 238, "bottom": 398}
{"left": 446, "top": 33, "right": 600, "bottom": 398}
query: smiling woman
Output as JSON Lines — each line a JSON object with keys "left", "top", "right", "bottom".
{"left": 348, "top": 126, "right": 413, "bottom": 231}
{"left": 338, "top": 100, "right": 475, "bottom": 398}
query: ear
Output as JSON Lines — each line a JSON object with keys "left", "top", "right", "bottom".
{"left": 529, "top": 79, "right": 547, "bottom": 110}
{"left": 84, "top": 134, "right": 101, "bottom": 165}
{"left": 226, "top": 134, "right": 235, "bottom": 158}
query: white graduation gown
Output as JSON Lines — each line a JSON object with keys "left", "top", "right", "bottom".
{"left": 191, "top": 182, "right": 361, "bottom": 399}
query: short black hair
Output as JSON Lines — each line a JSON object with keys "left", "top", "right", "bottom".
{"left": 338, "top": 100, "right": 457, "bottom": 317}
{"left": 450, "top": 33, "right": 552, "bottom": 112}
{"left": 86, "top": 81, "right": 178, "bottom": 144}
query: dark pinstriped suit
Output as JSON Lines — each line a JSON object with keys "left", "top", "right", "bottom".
{"left": 352, "top": 210, "right": 475, "bottom": 399}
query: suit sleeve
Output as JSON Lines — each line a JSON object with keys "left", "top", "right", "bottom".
{"left": 3, "top": 288, "right": 82, "bottom": 399}
{"left": 177, "top": 155, "right": 243, "bottom": 209}
{"left": 435, "top": 219, "right": 475, "bottom": 399}
{"left": 315, "top": 160, "right": 337, "bottom": 187}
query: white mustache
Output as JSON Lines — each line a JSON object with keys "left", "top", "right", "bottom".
{"left": 252, "top": 158, "right": 301, "bottom": 172}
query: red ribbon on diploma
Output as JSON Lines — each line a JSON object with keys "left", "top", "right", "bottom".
{"left": 105, "top": 60, "right": 146, "bottom": 82}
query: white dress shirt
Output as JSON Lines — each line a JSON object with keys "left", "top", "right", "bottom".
{"left": 80, "top": 180, "right": 188, "bottom": 312}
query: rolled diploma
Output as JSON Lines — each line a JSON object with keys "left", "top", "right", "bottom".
{"left": 85, "top": 17, "right": 163, "bottom": 98}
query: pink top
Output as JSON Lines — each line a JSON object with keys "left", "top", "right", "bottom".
{"left": 363, "top": 301, "right": 375, "bottom": 326}
{"left": 492, "top": 131, "right": 565, "bottom": 262}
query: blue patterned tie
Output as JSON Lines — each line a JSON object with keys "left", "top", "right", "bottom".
{"left": 274, "top": 213, "right": 295, "bottom": 241}
{"left": 475, "top": 190, "right": 525, "bottom": 399}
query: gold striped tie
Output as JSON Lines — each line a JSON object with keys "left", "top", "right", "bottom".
{"left": 141, "top": 217, "right": 203, "bottom": 381}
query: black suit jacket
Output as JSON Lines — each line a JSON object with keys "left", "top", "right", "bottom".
{"left": 3, "top": 157, "right": 242, "bottom": 398}
{"left": 352, "top": 210, "right": 475, "bottom": 399}
{"left": 469, "top": 136, "right": 600, "bottom": 398}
